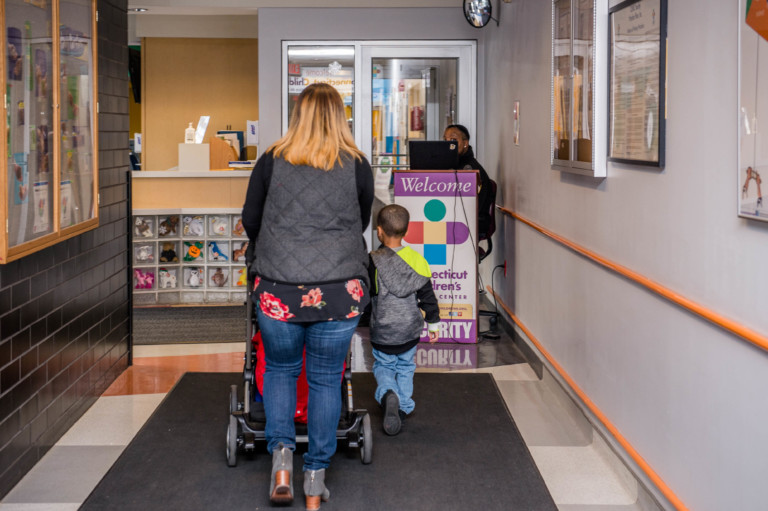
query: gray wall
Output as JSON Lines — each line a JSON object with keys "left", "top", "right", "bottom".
{"left": 257, "top": 7, "right": 485, "bottom": 153}
{"left": 483, "top": 1, "right": 768, "bottom": 510}
{"left": 0, "top": 0, "right": 131, "bottom": 497}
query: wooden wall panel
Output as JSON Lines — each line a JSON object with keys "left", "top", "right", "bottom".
{"left": 142, "top": 38, "right": 258, "bottom": 171}
{"left": 132, "top": 177, "right": 249, "bottom": 209}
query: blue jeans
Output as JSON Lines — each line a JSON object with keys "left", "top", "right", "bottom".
{"left": 257, "top": 308, "right": 359, "bottom": 471}
{"left": 372, "top": 345, "right": 418, "bottom": 414}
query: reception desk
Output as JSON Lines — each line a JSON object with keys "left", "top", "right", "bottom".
{"left": 393, "top": 170, "right": 478, "bottom": 343}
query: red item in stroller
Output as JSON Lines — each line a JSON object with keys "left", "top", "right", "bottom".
{"left": 252, "top": 331, "right": 309, "bottom": 424}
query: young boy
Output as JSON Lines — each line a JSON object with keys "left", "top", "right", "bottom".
{"left": 369, "top": 204, "right": 439, "bottom": 436}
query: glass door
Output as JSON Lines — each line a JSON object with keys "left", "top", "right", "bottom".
{"left": 361, "top": 42, "right": 476, "bottom": 204}
{"left": 371, "top": 58, "right": 457, "bottom": 166}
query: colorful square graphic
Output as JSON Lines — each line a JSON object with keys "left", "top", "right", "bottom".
{"left": 423, "top": 244, "right": 446, "bottom": 265}
{"left": 404, "top": 222, "right": 423, "bottom": 244}
{"left": 424, "top": 221, "right": 447, "bottom": 244}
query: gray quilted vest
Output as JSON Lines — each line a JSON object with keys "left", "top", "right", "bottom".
{"left": 253, "top": 156, "right": 368, "bottom": 285}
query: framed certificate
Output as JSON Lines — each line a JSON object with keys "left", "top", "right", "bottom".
{"left": 608, "top": 0, "right": 667, "bottom": 167}
{"left": 738, "top": 0, "right": 768, "bottom": 222}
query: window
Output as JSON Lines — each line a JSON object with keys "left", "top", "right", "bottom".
{"left": 551, "top": 0, "right": 607, "bottom": 177}
{"left": 284, "top": 45, "right": 355, "bottom": 134}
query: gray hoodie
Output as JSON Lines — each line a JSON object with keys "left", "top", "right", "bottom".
{"left": 369, "top": 246, "right": 440, "bottom": 347}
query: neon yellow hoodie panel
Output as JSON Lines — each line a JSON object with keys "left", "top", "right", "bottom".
{"left": 395, "top": 246, "right": 431, "bottom": 278}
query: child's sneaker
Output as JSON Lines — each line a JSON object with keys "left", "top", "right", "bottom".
{"left": 382, "top": 390, "right": 401, "bottom": 436}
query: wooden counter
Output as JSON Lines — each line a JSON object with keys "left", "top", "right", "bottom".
{"left": 131, "top": 170, "right": 251, "bottom": 210}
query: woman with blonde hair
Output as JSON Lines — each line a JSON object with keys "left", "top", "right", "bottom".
{"left": 242, "top": 83, "right": 373, "bottom": 510}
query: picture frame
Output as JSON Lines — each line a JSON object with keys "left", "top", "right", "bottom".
{"left": 608, "top": 0, "right": 667, "bottom": 167}
{"left": 738, "top": 0, "right": 768, "bottom": 222}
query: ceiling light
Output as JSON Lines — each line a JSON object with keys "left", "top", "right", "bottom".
{"left": 287, "top": 48, "right": 355, "bottom": 57}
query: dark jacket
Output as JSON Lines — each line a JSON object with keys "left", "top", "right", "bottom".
{"left": 458, "top": 146, "right": 494, "bottom": 237}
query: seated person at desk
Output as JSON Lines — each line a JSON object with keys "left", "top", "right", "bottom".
{"left": 443, "top": 124, "right": 494, "bottom": 238}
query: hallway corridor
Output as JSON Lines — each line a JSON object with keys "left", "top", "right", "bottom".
{"left": 0, "top": 326, "right": 649, "bottom": 510}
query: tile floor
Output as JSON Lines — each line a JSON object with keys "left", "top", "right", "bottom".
{"left": 0, "top": 322, "right": 654, "bottom": 511}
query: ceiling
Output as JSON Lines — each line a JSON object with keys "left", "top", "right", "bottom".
{"left": 128, "top": 0, "right": 461, "bottom": 16}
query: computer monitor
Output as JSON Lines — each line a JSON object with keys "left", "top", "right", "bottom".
{"left": 408, "top": 140, "right": 459, "bottom": 170}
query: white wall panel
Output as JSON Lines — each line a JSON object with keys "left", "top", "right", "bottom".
{"left": 486, "top": 1, "right": 768, "bottom": 510}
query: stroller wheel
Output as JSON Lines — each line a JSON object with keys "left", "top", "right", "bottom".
{"left": 229, "top": 385, "right": 238, "bottom": 414}
{"left": 226, "top": 414, "right": 238, "bottom": 467}
{"left": 360, "top": 413, "right": 372, "bottom": 464}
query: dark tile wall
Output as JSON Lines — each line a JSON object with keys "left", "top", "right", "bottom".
{"left": 0, "top": 0, "right": 130, "bottom": 498}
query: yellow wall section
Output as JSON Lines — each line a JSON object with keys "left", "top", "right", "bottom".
{"left": 129, "top": 82, "right": 141, "bottom": 140}
{"left": 132, "top": 176, "right": 249, "bottom": 209}
{"left": 142, "top": 37, "right": 259, "bottom": 171}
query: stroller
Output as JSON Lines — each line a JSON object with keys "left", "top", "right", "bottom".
{"left": 225, "top": 262, "right": 373, "bottom": 466}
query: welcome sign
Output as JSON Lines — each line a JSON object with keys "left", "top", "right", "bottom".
{"left": 394, "top": 171, "right": 478, "bottom": 343}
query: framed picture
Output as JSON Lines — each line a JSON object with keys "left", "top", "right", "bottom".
{"left": 608, "top": 0, "right": 667, "bottom": 167}
{"left": 738, "top": 0, "right": 768, "bottom": 222}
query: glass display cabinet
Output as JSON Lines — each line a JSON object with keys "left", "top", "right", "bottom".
{"left": 551, "top": 0, "right": 607, "bottom": 177}
{"left": 1, "top": 0, "right": 97, "bottom": 264}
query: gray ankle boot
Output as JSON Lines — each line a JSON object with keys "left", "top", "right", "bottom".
{"left": 270, "top": 443, "right": 293, "bottom": 504}
{"left": 303, "top": 469, "right": 330, "bottom": 511}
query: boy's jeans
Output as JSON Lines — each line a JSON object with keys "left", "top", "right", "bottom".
{"left": 372, "top": 345, "right": 418, "bottom": 414}
{"left": 257, "top": 308, "right": 359, "bottom": 471}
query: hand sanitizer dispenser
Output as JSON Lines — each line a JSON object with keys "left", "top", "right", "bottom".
{"left": 184, "top": 122, "right": 195, "bottom": 144}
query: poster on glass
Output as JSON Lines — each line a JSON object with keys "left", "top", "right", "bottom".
{"left": 608, "top": 0, "right": 667, "bottom": 167}
{"left": 739, "top": 0, "right": 768, "bottom": 222}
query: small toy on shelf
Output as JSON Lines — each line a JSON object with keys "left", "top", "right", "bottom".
{"left": 183, "top": 215, "right": 204, "bottom": 237}
{"left": 233, "top": 241, "right": 248, "bottom": 262}
{"left": 208, "top": 241, "right": 229, "bottom": 261}
{"left": 135, "top": 244, "right": 154, "bottom": 262}
{"left": 134, "top": 217, "right": 153, "bottom": 237}
{"left": 184, "top": 241, "right": 204, "bottom": 261}
{"left": 232, "top": 216, "right": 245, "bottom": 236}
{"left": 158, "top": 215, "right": 179, "bottom": 237}
{"left": 209, "top": 216, "right": 228, "bottom": 236}
{"left": 134, "top": 268, "right": 154, "bottom": 289}
{"left": 211, "top": 267, "right": 228, "bottom": 287}
{"left": 187, "top": 268, "right": 202, "bottom": 287}
{"left": 236, "top": 267, "right": 247, "bottom": 287}
{"left": 159, "top": 268, "right": 177, "bottom": 289}
{"left": 159, "top": 242, "right": 178, "bottom": 262}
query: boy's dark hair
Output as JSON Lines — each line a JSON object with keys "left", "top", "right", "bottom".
{"left": 377, "top": 204, "right": 410, "bottom": 237}
{"left": 445, "top": 124, "right": 470, "bottom": 141}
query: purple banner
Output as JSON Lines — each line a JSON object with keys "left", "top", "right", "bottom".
{"left": 419, "top": 319, "right": 477, "bottom": 344}
{"left": 394, "top": 172, "right": 476, "bottom": 197}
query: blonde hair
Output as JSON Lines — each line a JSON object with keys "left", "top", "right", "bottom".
{"left": 268, "top": 83, "right": 364, "bottom": 171}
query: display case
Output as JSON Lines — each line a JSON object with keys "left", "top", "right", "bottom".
{"left": 132, "top": 210, "right": 249, "bottom": 306}
{"left": 1, "top": 0, "right": 98, "bottom": 264}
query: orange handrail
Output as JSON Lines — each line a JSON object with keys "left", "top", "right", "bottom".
{"left": 498, "top": 206, "right": 768, "bottom": 353}
{"left": 488, "top": 290, "right": 689, "bottom": 511}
